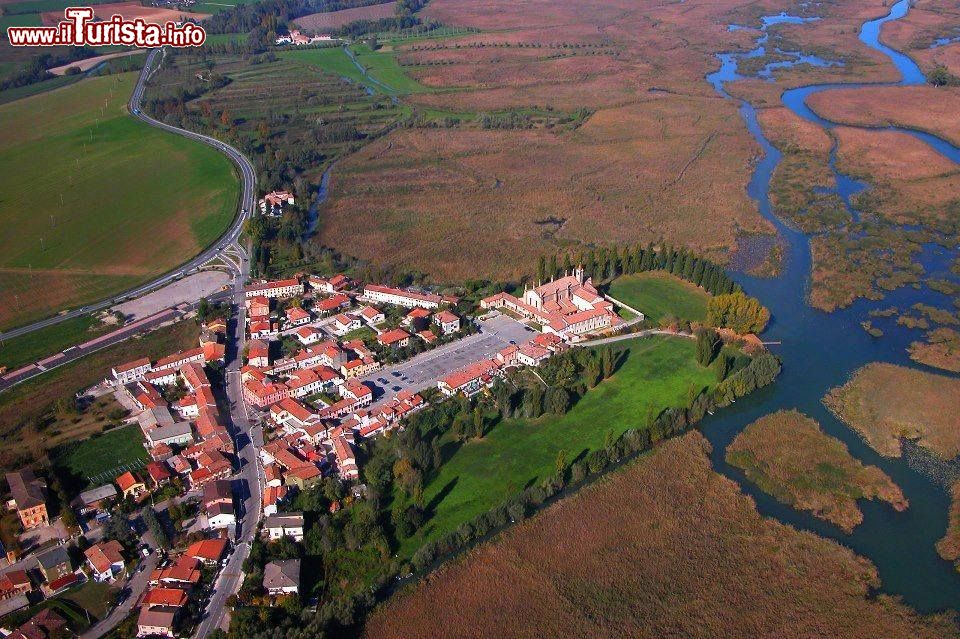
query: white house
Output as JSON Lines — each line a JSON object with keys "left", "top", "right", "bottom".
{"left": 331, "top": 313, "right": 361, "bottom": 336}
{"left": 264, "top": 512, "right": 305, "bottom": 542}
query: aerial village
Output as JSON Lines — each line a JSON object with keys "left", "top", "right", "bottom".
{"left": 0, "top": 252, "right": 627, "bottom": 638}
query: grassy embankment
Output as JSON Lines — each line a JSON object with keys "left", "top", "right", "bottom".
{"left": 0, "top": 319, "right": 198, "bottom": 474}
{"left": 823, "top": 362, "right": 960, "bottom": 459}
{"left": 607, "top": 271, "right": 711, "bottom": 323}
{"left": 0, "top": 72, "right": 239, "bottom": 331}
{"left": 363, "top": 432, "right": 959, "bottom": 639}
{"left": 726, "top": 410, "right": 907, "bottom": 532}
{"left": 0, "top": 315, "right": 110, "bottom": 371}
{"left": 398, "top": 336, "right": 716, "bottom": 555}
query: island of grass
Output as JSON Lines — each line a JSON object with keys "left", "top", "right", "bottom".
{"left": 397, "top": 335, "right": 718, "bottom": 555}
{"left": 0, "top": 72, "right": 240, "bottom": 331}
{"left": 607, "top": 271, "right": 710, "bottom": 323}
{"left": 909, "top": 327, "right": 960, "bottom": 373}
{"left": 362, "top": 433, "right": 958, "bottom": 639}
{"left": 938, "top": 481, "right": 960, "bottom": 574}
{"left": 823, "top": 363, "right": 960, "bottom": 459}
{"left": 726, "top": 410, "right": 907, "bottom": 532}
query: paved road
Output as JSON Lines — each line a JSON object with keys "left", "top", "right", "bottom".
{"left": 360, "top": 315, "right": 534, "bottom": 407}
{"left": 80, "top": 549, "right": 159, "bottom": 639}
{"left": 580, "top": 328, "right": 693, "bottom": 346}
{"left": 0, "top": 47, "right": 256, "bottom": 344}
{"left": 194, "top": 240, "right": 261, "bottom": 639}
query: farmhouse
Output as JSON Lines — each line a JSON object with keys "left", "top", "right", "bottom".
{"left": 244, "top": 278, "right": 303, "bottom": 299}
{"left": 5, "top": 469, "right": 48, "bottom": 530}
{"left": 517, "top": 344, "right": 552, "bottom": 367}
{"left": 363, "top": 284, "right": 458, "bottom": 310}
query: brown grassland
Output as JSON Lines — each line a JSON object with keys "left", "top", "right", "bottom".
{"left": 363, "top": 433, "right": 958, "bottom": 639}
{"left": 879, "top": 0, "right": 960, "bottom": 66}
{"left": 832, "top": 126, "right": 960, "bottom": 228}
{"left": 40, "top": 2, "right": 209, "bottom": 25}
{"left": 316, "top": 0, "right": 915, "bottom": 282}
{"left": 808, "top": 85, "right": 960, "bottom": 149}
{"left": 726, "top": 410, "right": 907, "bottom": 533}
{"left": 294, "top": 1, "right": 397, "bottom": 33}
{"left": 823, "top": 362, "right": 960, "bottom": 459}
{"left": 939, "top": 481, "right": 960, "bottom": 572}
{"left": 909, "top": 327, "right": 960, "bottom": 373}
{"left": 0, "top": 319, "right": 198, "bottom": 473}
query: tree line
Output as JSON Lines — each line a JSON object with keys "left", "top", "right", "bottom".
{"left": 536, "top": 243, "right": 740, "bottom": 297}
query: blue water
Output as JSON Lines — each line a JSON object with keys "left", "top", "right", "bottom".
{"left": 703, "top": 0, "right": 960, "bottom": 613}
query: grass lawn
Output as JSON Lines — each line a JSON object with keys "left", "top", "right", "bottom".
{"left": 608, "top": 271, "right": 711, "bottom": 323}
{"left": 0, "top": 315, "right": 107, "bottom": 370}
{"left": 52, "top": 424, "right": 147, "bottom": 485}
{"left": 400, "top": 335, "right": 715, "bottom": 555}
{"left": 340, "top": 325, "right": 376, "bottom": 342}
{"left": 61, "top": 580, "right": 118, "bottom": 620}
{"left": 0, "top": 72, "right": 240, "bottom": 331}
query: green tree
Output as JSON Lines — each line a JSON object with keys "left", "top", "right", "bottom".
{"left": 695, "top": 327, "right": 720, "bottom": 366}
{"left": 555, "top": 449, "right": 567, "bottom": 476}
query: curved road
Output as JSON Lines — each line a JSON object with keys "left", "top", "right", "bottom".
{"left": 0, "top": 48, "right": 256, "bottom": 342}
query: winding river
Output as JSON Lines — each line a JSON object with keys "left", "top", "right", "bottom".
{"left": 701, "top": 0, "right": 960, "bottom": 612}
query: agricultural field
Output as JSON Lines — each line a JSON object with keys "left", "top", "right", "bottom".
{"left": 399, "top": 335, "right": 716, "bottom": 554}
{"left": 823, "top": 363, "right": 960, "bottom": 459}
{"left": 0, "top": 72, "right": 239, "bottom": 331}
{"left": 607, "top": 271, "right": 710, "bottom": 323}
{"left": 363, "top": 433, "right": 958, "bottom": 639}
{"left": 0, "top": 319, "right": 198, "bottom": 473}
{"left": 294, "top": 1, "right": 397, "bottom": 34}
{"left": 51, "top": 423, "right": 146, "bottom": 487}
{"left": 726, "top": 410, "right": 907, "bottom": 532}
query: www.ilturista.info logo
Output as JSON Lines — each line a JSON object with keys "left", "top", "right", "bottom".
{"left": 7, "top": 7, "right": 206, "bottom": 47}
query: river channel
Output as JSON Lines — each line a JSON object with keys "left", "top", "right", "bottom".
{"left": 700, "top": 0, "right": 960, "bottom": 612}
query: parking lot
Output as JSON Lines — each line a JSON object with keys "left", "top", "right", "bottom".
{"left": 360, "top": 314, "right": 535, "bottom": 405}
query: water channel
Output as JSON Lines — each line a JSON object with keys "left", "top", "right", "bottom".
{"left": 701, "top": 0, "right": 960, "bottom": 612}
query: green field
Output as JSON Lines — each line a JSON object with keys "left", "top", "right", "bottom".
{"left": 51, "top": 424, "right": 147, "bottom": 484}
{"left": 279, "top": 44, "right": 427, "bottom": 95}
{"left": 0, "top": 72, "right": 240, "bottom": 330}
{"left": 608, "top": 271, "right": 712, "bottom": 323}
{"left": 401, "top": 335, "right": 714, "bottom": 553}
{"left": 0, "top": 315, "right": 106, "bottom": 370}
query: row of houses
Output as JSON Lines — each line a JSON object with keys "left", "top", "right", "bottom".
{"left": 437, "top": 332, "right": 568, "bottom": 397}
{"left": 136, "top": 537, "right": 230, "bottom": 637}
